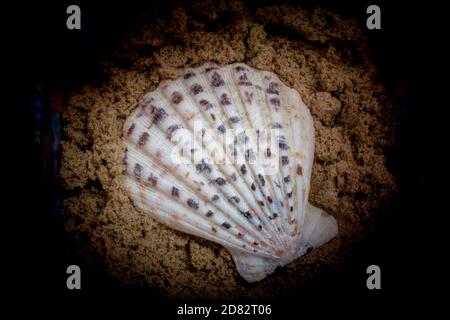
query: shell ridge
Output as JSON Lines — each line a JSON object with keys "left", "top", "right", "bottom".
{"left": 124, "top": 120, "right": 276, "bottom": 249}
{"left": 225, "top": 65, "right": 293, "bottom": 251}
{"left": 156, "top": 73, "right": 285, "bottom": 250}
{"left": 226, "top": 65, "right": 287, "bottom": 237}
{"left": 185, "top": 67, "right": 287, "bottom": 251}
{"left": 246, "top": 69, "right": 293, "bottom": 249}
{"left": 220, "top": 65, "right": 292, "bottom": 251}
{"left": 279, "top": 98, "right": 298, "bottom": 236}
{"left": 125, "top": 148, "right": 272, "bottom": 251}
{"left": 127, "top": 176, "right": 276, "bottom": 258}
{"left": 261, "top": 74, "right": 293, "bottom": 234}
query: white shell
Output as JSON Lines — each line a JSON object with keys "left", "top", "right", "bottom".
{"left": 122, "top": 63, "right": 338, "bottom": 282}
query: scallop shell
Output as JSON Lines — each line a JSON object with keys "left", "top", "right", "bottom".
{"left": 122, "top": 63, "right": 338, "bottom": 282}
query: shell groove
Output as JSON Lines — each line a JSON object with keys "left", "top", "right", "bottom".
{"left": 122, "top": 63, "right": 338, "bottom": 282}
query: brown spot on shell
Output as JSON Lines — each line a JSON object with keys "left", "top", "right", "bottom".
{"left": 149, "top": 105, "right": 168, "bottom": 125}
{"left": 184, "top": 72, "right": 195, "bottom": 79}
{"left": 270, "top": 97, "right": 280, "bottom": 106}
{"left": 297, "top": 165, "right": 303, "bottom": 175}
{"left": 123, "top": 149, "right": 128, "bottom": 165}
{"left": 244, "top": 91, "right": 253, "bottom": 103}
{"left": 220, "top": 93, "right": 231, "bottom": 105}
{"left": 217, "top": 124, "right": 226, "bottom": 134}
{"left": 230, "top": 196, "right": 240, "bottom": 203}
{"left": 171, "top": 91, "right": 183, "bottom": 104}
{"left": 215, "top": 177, "right": 226, "bottom": 186}
{"left": 199, "top": 99, "right": 213, "bottom": 111}
{"left": 127, "top": 123, "right": 136, "bottom": 136}
{"left": 266, "top": 82, "right": 279, "bottom": 95}
{"left": 278, "top": 142, "right": 290, "bottom": 150}
{"left": 206, "top": 210, "right": 214, "bottom": 217}
{"left": 239, "top": 73, "right": 248, "bottom": 81}
{"left": 241, "top": 211, "right": 252, "bottom": 219}
{"left": 258, "top": 174, "right": 265, "bottom": 186}
{"left": 138, "top": 132, "right": 149, "bottom": 146}
{"left": 187, "top": 198, "right": 199, "bottom": 209}
{"left": 147, "top": 174, "right": 158, "bottom": 187}
{"left": 134, "top": 163, "right": 143, "bottom": 178}
{"left": 191, "top": 83, "right": 203, "bottom": 95}
{"left": 272, "top": 122, "right": 283, "bottom": 129}
{"left": 196, "top": 161, "right": 212, "bottom": 174}
{"left": 222, "top": 222, "right": 231, "bottom": 229}
{"left": 235, "top": 66, "right": 248, "bottom": 72}
{"left": 245, "top": 149, "right": 255, "bottom": 161}
{"left": 171, "top": 187, "right": 179, "bottom": 197}
{"left": 205, "top": 67, "right": 217, "bottom": 73}
{"left": 238, "top": 73, "right": 252, "bottom": 86}
{"left": 167, "top": 125, "right": 180, "bottom": 140}
{"left": 229, "top": 116, "right": 240, "bottom": 124}
{"left": 211, "top": 72, "right": 224, "bottom": 87}
{"left": 140, "top": 96, "right": 154, "bottom": 108}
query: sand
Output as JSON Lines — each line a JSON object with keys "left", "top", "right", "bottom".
{"left": 60, "top": 0, "right": 398, "bottom": 299}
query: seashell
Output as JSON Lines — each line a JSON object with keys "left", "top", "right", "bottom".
{"left": 122, "top": 63, "right": 338, "bottom": 282}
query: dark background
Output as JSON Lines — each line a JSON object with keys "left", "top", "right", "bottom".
{"left": 8, "top": 0, "right": 438, "bottom": 314}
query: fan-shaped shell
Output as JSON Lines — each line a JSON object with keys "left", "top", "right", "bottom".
{"left": 122, "top": 63, "right": 338, "bottom": 282}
